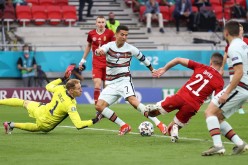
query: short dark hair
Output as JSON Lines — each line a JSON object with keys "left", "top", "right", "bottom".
{"left": 224, "top": 20, "right": 240, "bottom": 37}
{"left": 116, "top": 25, "right": 129, "bottom": 33}
{"left": 211, "top": 52, "right": 223, "bottom": 66}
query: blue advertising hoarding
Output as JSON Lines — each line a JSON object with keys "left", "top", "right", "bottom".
{"left": 0, "top": 50, "right": 224, "bottom": 78}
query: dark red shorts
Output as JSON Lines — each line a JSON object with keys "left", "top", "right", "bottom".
{"left": 160, "top": 94, "right": 197, "bottom": 124}
{"left": 92, "top": 64, "right": 106, "bottom": 81}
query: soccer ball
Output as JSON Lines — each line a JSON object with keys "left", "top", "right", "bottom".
{"left": 138, "top": 121, "right": 154, "bottom": 136}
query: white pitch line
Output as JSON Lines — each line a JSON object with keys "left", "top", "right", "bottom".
{"left": 58, "top": 125, "right": 234, "bottom": 145}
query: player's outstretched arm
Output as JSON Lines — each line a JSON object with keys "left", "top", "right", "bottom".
{"left": 153, "top": 58, "right": 189, "bottom": 78}
{"left": 79, "top": 42, "right": 91, "bottom": 70}
{"left": 219, "top": 52, "right": 227, "bottom": 76}
{"left": 219, "top": 64, "right": 243, "bottom": 104}
{"left": 46, "top": 79, "right": 63, "bottom": 92}
{"left": 68, "top": 110, "right": 102, "bottom": 129}
{"left": 152, "top": 68, "right": 166, "bottom": 78}
{"left": 46, "top": 65, "right": 75, "bottom": 92}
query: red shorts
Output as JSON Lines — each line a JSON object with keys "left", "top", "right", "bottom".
{"left": 160, "top": 94, "right": 197, "bottom": 124}
{"left": 92, "top": 64, "right": 106, "bottom": 81}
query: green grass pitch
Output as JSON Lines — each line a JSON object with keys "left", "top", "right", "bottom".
{"left": 1, "top": 103, "right": 248, "bottom": 165}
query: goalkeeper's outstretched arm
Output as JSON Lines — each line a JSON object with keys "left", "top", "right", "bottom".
{"left": 68, "top": 111, "right": 102, "bottom": 130}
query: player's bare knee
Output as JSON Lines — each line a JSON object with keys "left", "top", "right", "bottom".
{"left": 96, "top": 99, "right": 109, "bottom": 112}
{"left": 216, "top": 112, "right": 225, "bottom": 121}
{"left": 95, "top": 102, "right": 105, "bottom": 112}
{"left": 204, "top": 110, "right": 209, "bottom": 118}
{"left": 95, "top": 104, "right": 102, "bottom": 112}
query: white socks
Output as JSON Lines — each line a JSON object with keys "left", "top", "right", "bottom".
{"left": 206, "top": 116, "right": 222, "bottom": 147}
{"left": 220, "top": 121, "right": 243, "bottom": 146}
{"left": 137, "top": 103, "right": 146, "bottom": 114}
{"left": 137, "top": 103, "right": 160, "bottom": 126}
{"left": 102, "top": 107, "right": 125, "bottom": 127}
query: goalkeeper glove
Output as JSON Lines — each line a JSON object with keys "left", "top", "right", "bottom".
{"left": 61, "top": 65, "right": 75, "bottom": 82}
{"left": 92, "top": 112, "right": 103, "bottom": 124}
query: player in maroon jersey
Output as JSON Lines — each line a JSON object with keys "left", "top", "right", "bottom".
{"left": 79, "top": 15, "right": 115, "bottom": 104}
{"left": 220, "top": 23, "right": 248, "bottom": 114}
{"left": 145, "top": 52, "right": 224, "bottom": 142}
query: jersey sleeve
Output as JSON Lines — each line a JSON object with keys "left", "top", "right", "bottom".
{"left": 45, "top": 78, "right": 63, "bottom": 93}
{"left": 131, "top": 45, "right": 140, "bottom": 57}
{"left": 87, "top": 31, "right": 92, "bottom": 43}
{"left": 101, "top": 42, "right": 110, "bottom": 53}
{"left": 132, "top": 47, "right": 152, "bottom": 67}
{"left": 67, "top": 105, "right": 93, "bottom": 129}
{"left": 187, "top": 60, "right": 201, "bottom": 70}
{"left": 228, "top": 47, "right": 243, "bottom": 66}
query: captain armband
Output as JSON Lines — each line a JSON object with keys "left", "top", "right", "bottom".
{"left": 139, "top": 55, "right": 151, "bottom": 67}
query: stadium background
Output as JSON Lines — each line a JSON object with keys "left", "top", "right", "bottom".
{"left": 0, "top": 0, "right": 246, "bottom": 103}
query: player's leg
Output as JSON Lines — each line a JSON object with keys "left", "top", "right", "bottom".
{"left": 0, "top": 98, "right": 25, "bottom": 106}
{"left": 121, "top": 81, "right": 167, "bottom": 135}
{"left": 167, "top": 103, "right": 196, "bottom": 142}
{"left": 3, "top": 121, "right": 40, "bottom": 134}
{"left": 145, "top": 95, "right": 186, "bottom": 135}
{"left": 167, "top": 121, "right": 180, "bottom": 142}
{"left": 96, "top": 86, "right": 130, "bottom": 135}
{"left": 217, "top": 93, "right": 248, "bottom": 155}
{"left": 201, "top": 87, "right": 248, "bottom": 156}
{"left": 202, "top": 101, "right": 226, "bottom": 156}
{"left": 115, "top": 80, "right": 166, "bottom": 134}
{"left": 93, "top": 78, "right": 102, "bottom": 105}
{"left": 96, "top": 99, "right": 130, "bottom": 135}
{"left": 3, "top": 101, "right": 43, "bottom": 134}
{"left": 220, "top": 120, "right": 248, "bottom": 154}
{"left": 145, "top": 95, "right": 183, "bottom": 115}
{"left": 92, "top": 66, "right": 106, "bottom": 105}
{"left": 127, "top": 96, "right": 167, "bottom": 135}
{"left": 14, "top": 123, "right": 40, "bottom": 131}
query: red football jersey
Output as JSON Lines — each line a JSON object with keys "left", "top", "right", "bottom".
{"left": 177, "top": 60, "right": 224, "bottom": 110}
{"left": 87, "top": 29, "right": 115, "bottom": 67}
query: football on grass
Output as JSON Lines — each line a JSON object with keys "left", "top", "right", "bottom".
{"left": 138, "top": 121, "right": 154, "bottom": 136}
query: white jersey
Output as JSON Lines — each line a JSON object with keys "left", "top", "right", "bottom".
{"left": 211, "top": 38, "right": 248, "bottom": 118}
{"left": 101, "top": 41, "right": 151, "bottom": 85}
{"left": 228, "top": 38, "right": 248, "bottom": 92}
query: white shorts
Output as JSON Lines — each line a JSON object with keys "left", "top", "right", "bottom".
{"left": 212, "top": 85, "right": 248, "bottom": 118}
{"left": 98, "top": 79, "right": 135, "bottom": 105}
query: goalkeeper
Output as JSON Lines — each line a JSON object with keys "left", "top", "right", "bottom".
{"left": 1, "top": 65, "right": 101, "bottom": 134}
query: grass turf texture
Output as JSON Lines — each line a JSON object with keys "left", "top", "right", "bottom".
{"left": 0, "top": 103, "right": 248, "bottom": 165}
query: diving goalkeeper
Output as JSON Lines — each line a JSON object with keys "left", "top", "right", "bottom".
{"left": 1, "top": 65, "right": 101, "bottom": 134}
